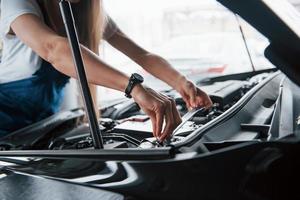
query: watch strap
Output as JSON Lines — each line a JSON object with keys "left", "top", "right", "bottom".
{"left": 125, "top": 73, "right": 144, "bottom": 98}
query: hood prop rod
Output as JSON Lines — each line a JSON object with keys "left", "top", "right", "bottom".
{"left": 235, "top": 14, "right": 256, "bottom": 72}
{"left": 59, "top": 0, "right": 103, "bottom": 149}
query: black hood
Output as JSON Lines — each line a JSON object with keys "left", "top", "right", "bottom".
{"left": 217, "top": 0, "right": 300, "bottom": 85}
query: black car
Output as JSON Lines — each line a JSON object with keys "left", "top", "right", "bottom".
{"left": 0, "top": 0, "right": 300, "bottom": 200}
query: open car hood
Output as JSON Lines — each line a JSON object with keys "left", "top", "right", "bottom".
{"left": 217, "top": 0, "right": 300, "bottom": 85}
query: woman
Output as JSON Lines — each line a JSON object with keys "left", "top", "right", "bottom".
{"left": 0, "top": 0, "right": 212, "bottom": 141}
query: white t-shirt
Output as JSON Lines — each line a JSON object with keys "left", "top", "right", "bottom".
{"left": 0, "top": 0, "right": 44, "bottom": 84}
{"left": 0, "top": 0, "right": 118, "bottom": 84}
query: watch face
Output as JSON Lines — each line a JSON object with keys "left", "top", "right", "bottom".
{"left": 133, "top": 73, "right": 144, "bottom": 83}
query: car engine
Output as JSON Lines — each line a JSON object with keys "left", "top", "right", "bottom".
{"left": 0, "top": 71, "right": 276, "bottom": 151}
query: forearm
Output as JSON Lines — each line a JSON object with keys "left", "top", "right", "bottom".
{"left": 48, "top": 37, "right": 129, "bottom": 93}
{"left": 105, "top": 29, "right": 186, "bottom": 89}
{"left": 135, "top": 53, "right": 186, "bottom": 91}
{"left": 10, "top": 14, "right": 129, "bottom": 94}
{"left": 104, "top": 25, "right": 187, "bottom": 90}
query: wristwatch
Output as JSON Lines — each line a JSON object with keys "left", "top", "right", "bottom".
{"left": 125, "top": 73, "right": 144, "bottom": 98}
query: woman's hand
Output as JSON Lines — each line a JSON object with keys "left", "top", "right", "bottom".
{"left": 131, "top": 84, "right": 182, "bottom": 142}
{"left": 176, "top": 78, "right": 213, "bottom": 110}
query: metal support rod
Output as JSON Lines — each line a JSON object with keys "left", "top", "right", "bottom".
{"left": 59, "top": 0, "right": 103, "bottom": 149}
{"left": 0, "top": 149, "right": 173, "bottom": 161}
{"left": 235, "top": 14, "right": 256, "bottom": 72}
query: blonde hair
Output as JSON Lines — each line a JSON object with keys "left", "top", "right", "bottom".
{"left": 37, "top": 0, "right": 104, "bottom": 54}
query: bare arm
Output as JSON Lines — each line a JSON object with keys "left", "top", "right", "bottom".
{"left": 106, "top": 20, "right": 213, "bottom": 109}
{"left": 106, "top": 27, "right": 185, "bottom": 91}
{"left": 11, "top": 14, "right": 129, "bottom": 92}
{"left": 10, "top": 14, "right": 181, "bottom": 141}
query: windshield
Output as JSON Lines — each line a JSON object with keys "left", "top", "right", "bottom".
{"left": 99, "top": 0, "right": 275, "bottom": 101}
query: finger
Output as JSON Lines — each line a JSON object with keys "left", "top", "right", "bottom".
{"left": 155, "top": 104, "right": 164, "bottom": 139}
{"left": 149, "top": 114, "right": 158, "bottom": 139}
{"left": 189, "top": 87, "right": 197, "bottom": 108}
{"left": 143, "top": 108, "right": 159, "bottom": 138}
{"left": 160, "top": 98, "right": 181, "bottom": 141}
{"left": 171, "top": 98, "right": 182, "bottom": 126}
{"left": 197, "top": 90, "right": 213, "bottom": 109}
{"left": 147, "top": 89, "right": 165, "bottom": 137}
{"left": 152, "top": 94, "right": 173, "bottom": 139}
{"left": 147, "top": 90, "right": 178, "bottom": 141}
{"left": 181, "top": 92, "right": 192, "bottom": 109}
{"left": 160, "top": 99, "right": 175, "bottom": 141}
{"left": 147, "top": 89, "right": 170, "bottom": 139}
{"left": 205, "top": 100, "right": 213, "bottom": 109}
{"left": 195, "top": 96, "right": 205, "bottom": 108}
{"left": 153, "top": 94, "right": 170, "bottom": 138}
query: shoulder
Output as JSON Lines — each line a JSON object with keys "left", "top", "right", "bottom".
{"left": 1, "top": 0, "right": 43, "bottom": 38}
{"left": 1, "top": 0, "right": 42, "bottom": 19}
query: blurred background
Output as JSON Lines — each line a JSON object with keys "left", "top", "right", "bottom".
{"left": 0, "top": 0, "right": 299, "bottom": 110}
{"left": 96, "top": 0, "right": 300, "bottom": 104}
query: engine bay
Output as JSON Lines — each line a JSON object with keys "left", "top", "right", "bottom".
{"left": 0, "top": 70, "right": 280, "bottom": 151}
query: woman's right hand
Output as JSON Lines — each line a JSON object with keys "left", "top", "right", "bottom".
{"left": 131, "top": 84, "right": 182, "bottom": 142}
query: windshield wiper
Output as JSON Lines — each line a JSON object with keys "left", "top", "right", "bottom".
{"left": 59, "top": 0, "right": 103, "bottom": 149}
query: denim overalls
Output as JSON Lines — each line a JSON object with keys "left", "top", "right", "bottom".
{"left": 0, "top": 61, "right": 69, "bottom": 136}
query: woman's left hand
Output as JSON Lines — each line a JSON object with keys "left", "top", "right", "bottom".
{"left": 176, "top": 78, "right": 213, "bottom": 110}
